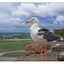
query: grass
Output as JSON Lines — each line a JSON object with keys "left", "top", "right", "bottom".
{"left": 1, "top": 52, "right": 24, "bottom": 57}
{"left": 0, "top": 40, "right": 35, "bottom": 52}
{"left": 0, "top": 40, "right": 33, "bottom": 43}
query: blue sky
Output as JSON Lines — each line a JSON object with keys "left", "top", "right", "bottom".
{"left": 0, "top": 3, "right": 64, "bottom": 33}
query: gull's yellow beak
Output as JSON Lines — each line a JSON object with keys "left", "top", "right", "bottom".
{"left": 25, "top": 21, "right": 31, "bottom": 24}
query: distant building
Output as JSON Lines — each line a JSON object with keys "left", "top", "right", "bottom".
{"left": 54, "top": 29, "right": 64, "bottom": 38}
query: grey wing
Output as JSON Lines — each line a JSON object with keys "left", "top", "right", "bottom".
{"left": 38, "top": 28, "right": 49, "bottom": 36}
{"left": 38, "top": 28, "right": 61, "bottom": 42}
{"left": 43, "top": 32, "right": 61, "bottom": 42}
{"left": 38, "top": 28, "right": 49, "bottom": 32}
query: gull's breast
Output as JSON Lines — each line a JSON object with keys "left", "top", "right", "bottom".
{"left": 30, "top": 30, "right": 47, "bottom": 43}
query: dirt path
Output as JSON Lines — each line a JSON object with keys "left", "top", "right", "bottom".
{"left": 0, "top": 57, "right": 17, "bottom": 61}
{"left": 0, "top": 50, "right": 25, "bottom": 56}
{"left": 3, "top": 39, "right": 32, "bottom": 41}
{"left": 0, "top": 50, "right": 25, "bottom": 61}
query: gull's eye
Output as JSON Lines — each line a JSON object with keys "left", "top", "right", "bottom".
{"left": 32, "top": 18, "right": 34, "bottom": 20}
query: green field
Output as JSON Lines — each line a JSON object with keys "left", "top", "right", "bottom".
{"left": 0, "top": 33, "right": 31, "bottom": 39}
{"left": 0, "top": 40, "right": 34, "bottom": 52}
{"left": 0, "top": 33, "right": 34, "bottom": 57}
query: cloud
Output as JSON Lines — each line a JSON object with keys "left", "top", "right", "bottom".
{"left": 12, "top": 10, "right": 31, "bottom": 17}
{"left": 53, "top": 15, "right": 64, "bottom": 25}
{"left": 0, "top": 3, "right": 64, "bottom": 32}
{"left": 11, "top": 3, "right": 36, "bottom": 17}
{"left": 34, "top": 3, "right": 64, "bottom": 17}
{"left": 11, "top": 17, "right": 22, "bottom": 22}
{"left": 56, "top": 16, "right": 64, "bottom": 22}
{"left": 11, "top": 3, "right": 64, "bottom": 17}
{"left": 53, "top": 21, "right": 58, "bottom": 24}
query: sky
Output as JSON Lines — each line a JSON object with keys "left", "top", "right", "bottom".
{"left": 0, "top": 3, "right": 64, "bottom": 33}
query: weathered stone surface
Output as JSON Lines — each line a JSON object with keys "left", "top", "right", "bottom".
{"left": 25, "top": 43, "right": 51, "bottom": 54}
{"left": 52, "top": 44, "right": 64, "bottom": 52}
{"left": 58, "top": 52, "right": 64, "bottom": 61}
{"left": 25, "top": 43, "right": 64, "bottom": 53}
{"left": 16, "top": 42, "right": 64, "bottom": 61}
{"left": 16, "top": 51, "right": 59, "bottom": 61}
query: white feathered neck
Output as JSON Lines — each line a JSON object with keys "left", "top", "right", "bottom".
{"left": 29, "top": 22, "right": 39, "bottom": 31}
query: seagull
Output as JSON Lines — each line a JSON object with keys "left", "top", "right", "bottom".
{"left": 25, "top": 17, "right": 64, "bottom": 55}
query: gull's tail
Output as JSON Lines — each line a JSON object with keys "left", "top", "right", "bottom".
{"left": 57, "top": 37, "right": 64, "bottom": 42}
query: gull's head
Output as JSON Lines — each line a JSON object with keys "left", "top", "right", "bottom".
{"left": 25, "top": 17, "right": 39, "bottom": 24}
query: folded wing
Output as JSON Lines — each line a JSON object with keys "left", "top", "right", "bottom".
{"left": 38, "top": 28, "right": 61, "bottom": 42}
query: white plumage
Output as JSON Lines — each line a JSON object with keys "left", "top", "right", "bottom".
{"left": 26, "top": 17, "right": 64, "bottom": 44}
{"left": 25, "top": 17, "right": 64, "bottom": 55}
{"left": 27, "top": 17, "right": 47, "bottom": 43}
